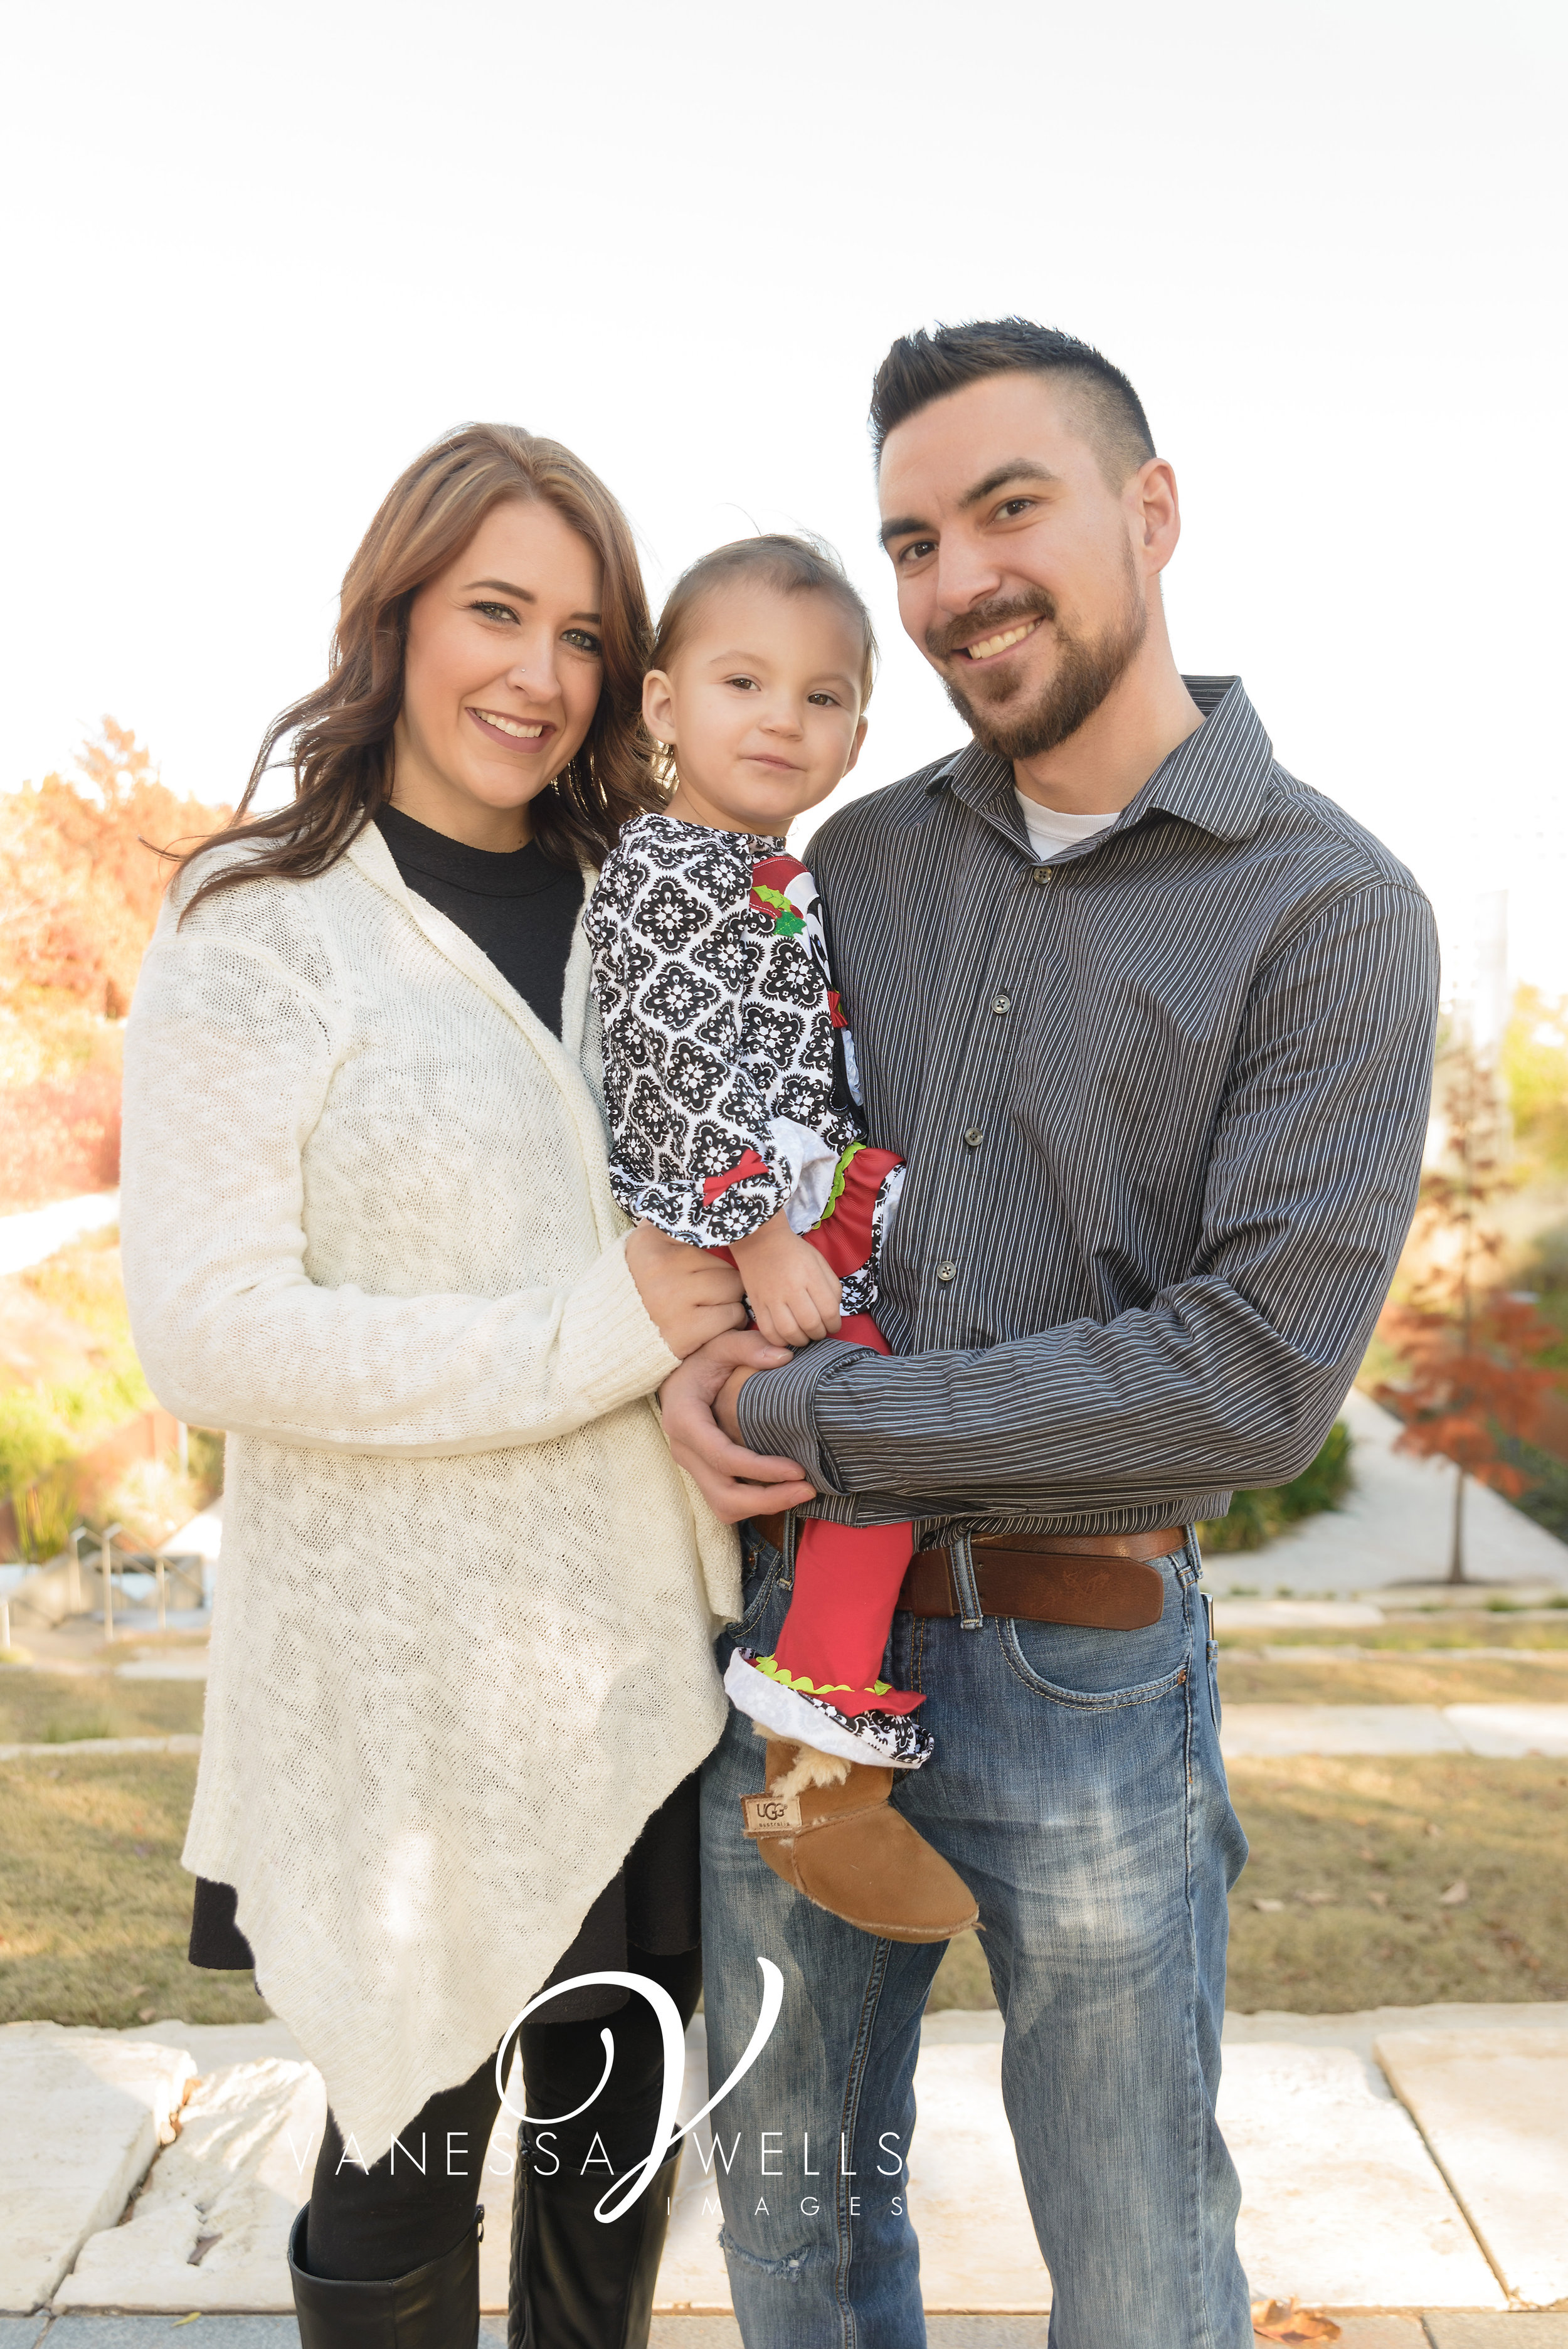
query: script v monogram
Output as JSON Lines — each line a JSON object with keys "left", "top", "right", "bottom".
{"left": 494, "top": 1957, "right": 784, "bottom": 2222}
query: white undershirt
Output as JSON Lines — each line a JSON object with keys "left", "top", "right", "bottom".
{"left": 1016, "top": 792, "right": 1120, "bottom": 859}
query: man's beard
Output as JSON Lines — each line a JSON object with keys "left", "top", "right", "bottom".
{"left": 934, "top": 558, "right": 1148, "bottom": 763}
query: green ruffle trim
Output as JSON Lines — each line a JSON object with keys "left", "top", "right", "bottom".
{"left": 751, "top": 1652, "right": 891, "bottom": 1699}
{"left": 752, "top": 883, "right": 805, "bottom": 936}
{"left": 811, "top": 1141, "right": 864, "bottom": 1230}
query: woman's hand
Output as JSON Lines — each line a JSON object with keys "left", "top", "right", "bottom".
{"left": 627, "top": 1222, "right": 748, "bottom": 1358}
{"left": 659, "top": 1329, "right": 817, "bottom": 1524}
{"left": 728, "top": 1211, "right": 842, "bottom": 1347}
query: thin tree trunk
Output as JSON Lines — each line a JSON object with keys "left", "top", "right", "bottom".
{"left": 1447, "top": 1461, "right": 1468, "bottom": 1584}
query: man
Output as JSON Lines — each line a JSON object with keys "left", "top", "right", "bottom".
{"left": 662, "top": 318, "right": 1438, "bottom": 2347}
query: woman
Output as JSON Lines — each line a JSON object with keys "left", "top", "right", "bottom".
{"left": 119, "top": 425, "right": 792, "bottom": 2348}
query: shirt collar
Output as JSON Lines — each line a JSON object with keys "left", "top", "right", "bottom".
{"left": 933, "top": 676, "right": 1276, "bottom": 853}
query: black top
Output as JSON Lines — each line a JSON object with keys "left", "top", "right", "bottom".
{"left": 190, "top": 807, "right": 701, "bottom": 2013}
{"left": 373, "top": 801, "right": 585, "bottom": 1036}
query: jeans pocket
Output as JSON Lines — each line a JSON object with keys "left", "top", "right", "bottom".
{"left": 997, "top": 1572, "right": 1196, "bottom": 1709}
{"left": 998, "top": 1614, "right": 1192, "bottom": 1709}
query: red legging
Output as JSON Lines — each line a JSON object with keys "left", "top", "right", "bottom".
{"left": 768, "top": 1307, "right": 918, "bottom": 1714}
{"left": 714, "top": 1145, "right": 918, "bottom": 1719}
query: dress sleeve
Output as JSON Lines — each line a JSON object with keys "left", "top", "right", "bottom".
{"left": 583, "top": 838, "right": 793, "bottom": 1246}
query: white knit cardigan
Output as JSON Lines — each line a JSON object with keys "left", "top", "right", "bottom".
{"left": 119, "top": 824, "right": 739, "bottom": 2165}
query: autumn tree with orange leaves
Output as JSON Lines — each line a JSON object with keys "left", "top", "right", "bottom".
{"left": 0, "top": 721, "right": 230, "bottom": 1211}
{"left": 1374, "top": 1037, "right": 1557, "bottom": 1582}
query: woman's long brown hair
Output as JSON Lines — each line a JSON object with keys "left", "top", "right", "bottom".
{"left": 179, "top": 424, "right": 659, "bottom": 912}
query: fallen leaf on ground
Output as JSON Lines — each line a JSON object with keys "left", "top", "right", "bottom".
{"left": 1438, "top": 1879, "right": 1470, "bottom": 1906}
{"left": 1254, "top": 1897, "right": 1285, "bottom": 1913}
{"left": 1297, "top": 1890, "right": 1334, "bottom": 1906}
{"left": 1368, "top": 1892, "right": 1388, "bottom": 1907}
{"left": 1252, "top": 2294, "right": 1342, "bottom": 2341}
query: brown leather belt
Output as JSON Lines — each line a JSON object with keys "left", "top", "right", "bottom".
{"left": 748, "top": 1517, "right": 1184, "bottom": 1630}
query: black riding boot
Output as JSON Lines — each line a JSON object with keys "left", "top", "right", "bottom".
{"left": 506, "top": 2135, "right": 681, "bottom": 2349}
{"left": 289, "top": 2202, "right": 484, "bottom": 2348}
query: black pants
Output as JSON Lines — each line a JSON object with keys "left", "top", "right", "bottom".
{"left": 306, "top": 1943, "right": 701, "bottom": 2284}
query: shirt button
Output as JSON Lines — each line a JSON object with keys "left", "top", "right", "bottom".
{"left": 992, "top": 993, "right": 1010, "bottom": 1015}
{"left": 964, "top": 1127, "right": 983, "bottom": 1148}
{"left": 936, "top": 1261, "right": 958, "bottom": 1283}
{"left": 1032, "top": 864, "right": 1054, "bottom": 886}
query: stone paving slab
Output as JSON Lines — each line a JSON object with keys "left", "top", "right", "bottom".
{"left": 0, "top": 1737, "right": 203, "bottom": 1763}
{"left": 53, "top": 2054, "right": 326, "bottom": 2313}
{"left": 0, "top": 2028, "right": 196, "bottom": 2312}
{"left": 1224, "top": 2002, "right": 1568, "bottom": 2065}
{"left": 1214, "top": 1599, "right": 1390, "bottom": 1630}
{"left": 1323, "top": 2325, "right": 1429, "bottom": 2347}
{"left": 1424, "top": 2320, "right": 1568, "bottom": 2347}
{"left": 904, "top": 2042, "right": 1051, "bottom": 2310}
{"left": 24, "top": 2006, "right": 1568, "bottom": 2323}
{"left": 33, "top": 2325, "right": 299, "bottom": 2346}
{"left": 1444, "top": 1704, "right": 1568, "bottom": 1756}
{"left": 1217, "top": 2044, "right": 1504, "bottom": 2309}
{"left": 1375, "top": 2030, "right": 1568, "bottom": 2309}
{"left": 1222, "top": 1704, "right": 1467, "bottom": 1756}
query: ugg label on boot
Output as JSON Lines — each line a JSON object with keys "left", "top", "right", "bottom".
{"left": 741, "top": 1793, "right": 802, "bottom": 1837}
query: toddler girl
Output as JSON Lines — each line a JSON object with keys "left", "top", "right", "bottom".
{"left": 584, "top": 536, "right": 977, "bottom": 1944}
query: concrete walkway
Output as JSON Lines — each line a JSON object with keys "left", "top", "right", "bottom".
{"left": 1202, "top": 1392, "right": 1568, "bottom": 1599}
{"left": 0, "top": 1194, "right": 119, "bottom": 1280}
{"left": 1220, "top": 1702, "right": 1568, "bottom": 1758}
{"left": 3, "top": 2005, "right": 1564, "bottom": 2329}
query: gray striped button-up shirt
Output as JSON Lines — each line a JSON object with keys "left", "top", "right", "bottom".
{"left": 737, "top": 675, "right": 1439, "bottom": 1537}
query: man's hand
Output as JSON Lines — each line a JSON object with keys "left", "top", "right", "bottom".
{"left": 728, "top": 1211, "right": 842, "bottom": 1347}
{"left": 659, "top": 1328, "right": 816, "bottom": 1524}
{"left": 625, "top": 1222, "right": 747, "bottom": 1358}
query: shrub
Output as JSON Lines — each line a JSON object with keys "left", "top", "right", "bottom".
{"left": 1197, "top": 1421, "right": 1352, "bottom": 1555}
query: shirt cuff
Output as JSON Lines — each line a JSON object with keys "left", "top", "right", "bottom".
{"left": 736, "top": 1337, "right": 860, "bottom": 1496}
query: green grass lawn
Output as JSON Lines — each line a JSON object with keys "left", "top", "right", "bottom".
{"left": 1224, "top": 1754, "right": 1568, "bottom": 2008}
{"left": 0, "top": 1753, "right": 270, "bottom": 2027}
{"left": 1216, "top": 1648, "right": 1568, "bottom": 1704}
{"left": 0, "top": 1667, "right": 204, "bottom": 1747}
{"left": 6, "top": 1745, "right": 1561, "bottom": 2028}
{"left": 1218, "top": 1613, "right": 1568, "bottom": 1652}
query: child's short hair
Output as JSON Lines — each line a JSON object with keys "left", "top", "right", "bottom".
{"left": 650, "top": 534, "right": 877, "bottom": 712}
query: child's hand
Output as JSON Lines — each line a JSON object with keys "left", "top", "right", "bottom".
{"left": 728, "top": 1212, "right": 842, "bottom": 1348}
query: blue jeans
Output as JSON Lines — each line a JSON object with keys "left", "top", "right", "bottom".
{"left": 699, "top": 1528, "right": 1253, "bottom": 2348}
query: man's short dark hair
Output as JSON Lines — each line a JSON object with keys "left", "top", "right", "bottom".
{"left": 869, "top": 319, "right": 1156, "bottom": 488}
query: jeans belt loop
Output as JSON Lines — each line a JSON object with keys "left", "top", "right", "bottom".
{"left": 778, "top": 1510, "right": 797, "bottom": 1591}
{"left": 948, "top": 1532, "right": 984, "bottom": 1630}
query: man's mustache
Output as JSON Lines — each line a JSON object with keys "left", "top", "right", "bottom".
{"left": 926, "top": 590, "right": 1057, "bottom": 664}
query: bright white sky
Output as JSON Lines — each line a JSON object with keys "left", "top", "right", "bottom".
{"left": 3, "top": 0, "right": 1564, "bottom": 994}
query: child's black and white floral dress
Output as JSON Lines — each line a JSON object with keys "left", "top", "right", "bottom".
{"left": 583, "top": 810, "right": 901, "bottom": 1314}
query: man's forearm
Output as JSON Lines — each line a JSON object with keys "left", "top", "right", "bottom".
{"left": 738, "top": 1281, "right": 1367, "bottom": 1515}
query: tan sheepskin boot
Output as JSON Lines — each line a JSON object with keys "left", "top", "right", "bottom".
{"left": 741, "top": 1737, "right": 980, "bottom": 1943}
